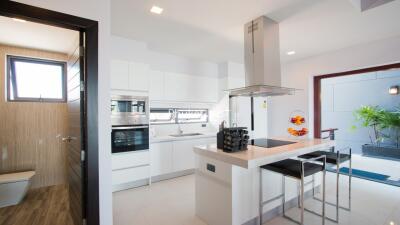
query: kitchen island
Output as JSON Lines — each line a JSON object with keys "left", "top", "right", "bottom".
{"left": 194, "top": 138, "right": 334, "bottom": 225}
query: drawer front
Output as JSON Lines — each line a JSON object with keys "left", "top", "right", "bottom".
{"left": 112, "top": 165, "right": 150, "bottom": 185}
{"left": 112, "top": 151, "right": 150, "bottom": 170}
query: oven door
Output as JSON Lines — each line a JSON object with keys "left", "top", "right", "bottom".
{"left": 111, "top": 125, "right": 149, "bottom": 153}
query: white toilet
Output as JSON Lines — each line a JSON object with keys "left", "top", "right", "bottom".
{"left": 0, "top": 171, "right": 35, "bottom": 208}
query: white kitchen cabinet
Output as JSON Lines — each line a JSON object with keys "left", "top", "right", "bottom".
{"left": 112, "top": 151, "right": 150, "bottom": 170}
{"left": 150, "top": 137, "right": 216, "bottom": 178}
{"left": 110, "top": 60, "right": 129, "bottom": 90}
{"left": 172, "top": 137, "right": 215, "bottom": 172}
{"left": 129, "top": 62, "right": 149, "bottom": 91}
{"left": 197, "top": 76, "right": 218, "bottom": 102}
{"left": 111, "top": 151, "right": 151, "bottom": 190}
{"left": 150, "top": 142, "right": 173, "bottom": 176}
{"left": 112, "top": 166, "right": 150, "bottom": 185}
{"left": 172, "top": 140, "right": 195, "bottom": 172}
{"left": 149, "top": 70, "right": 165, "bottom": 101}
{"left": 164, "top": 72, "right": 217, "bottom": 103}
{"left": 164, "top": 72, "right": 192, "bottom": 101}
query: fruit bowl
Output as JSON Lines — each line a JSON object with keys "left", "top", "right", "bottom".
{"left": 287, "top": 127, "right": 308, "bottom": 136}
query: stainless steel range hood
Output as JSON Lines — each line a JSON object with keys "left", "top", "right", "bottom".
{"left": 228, "top": 16, "right": 297, "bottom": 97}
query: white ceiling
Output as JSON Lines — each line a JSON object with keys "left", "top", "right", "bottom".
{"left": 111, "top": 0, "right": 400, "bottom": 64}
{"left": 0, "top": 16, "right": 78, "bottom": 54}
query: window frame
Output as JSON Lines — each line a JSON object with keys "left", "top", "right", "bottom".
{"left": 150, "top": 108, "right": 209, "bottom": 125}
{"left": 6, "top": 55, "right": 67, "bottom": 103}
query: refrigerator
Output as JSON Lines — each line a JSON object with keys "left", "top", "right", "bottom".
{"left": 229, "top": 96, "right": 268, "bottom": 139}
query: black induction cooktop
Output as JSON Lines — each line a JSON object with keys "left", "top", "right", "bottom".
{"left": 249, "top": 138, "right": 296, "bottom": 148}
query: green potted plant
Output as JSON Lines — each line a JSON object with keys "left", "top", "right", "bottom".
{"left": 353, "top": 105, "right": 400, "bottom": 160}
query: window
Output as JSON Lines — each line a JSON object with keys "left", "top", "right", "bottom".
{"left": 176, "top": 109, "right": 208, "bottom": 124}
{"left": 150, "top": 108, "right": 208, "bottom": 124}
{"left": 150, "top": 108, "right": 176, "bottom": 124}
{"left": 7, "top": 55, "right": 67, "bottom": 102}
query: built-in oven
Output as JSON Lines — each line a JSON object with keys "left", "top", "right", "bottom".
{"left": 111, "top": 95, "right": 149, "bottom": 126}
{"left": 111, "top": 125, "right": 149, "bottom": 153}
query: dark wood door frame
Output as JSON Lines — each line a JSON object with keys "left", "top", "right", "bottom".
{"left": 0, "top": 1, "right": 99, "bottom": 225}
{"left": 313, "top": 62, "right": 400, "bottom": 138}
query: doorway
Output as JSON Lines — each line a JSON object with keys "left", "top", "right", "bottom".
{"left": 0, "top": 1, "right": 99, "bottom": 225}
{"left": 314, "top": 63, "right": 400, "bottom": 186}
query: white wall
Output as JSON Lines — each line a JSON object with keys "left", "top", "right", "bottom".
{"left": 268, "top": 35, "right": 400, "bottom": 139}
{"left": 321, "top": 70, "right": 400, "bottom": 153}
{"left": 13, "top": 1, "right": 113, "bottom": 224}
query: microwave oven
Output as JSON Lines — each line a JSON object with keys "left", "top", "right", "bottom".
{"left": 111, "top": 95, "right": 149, "bottom": 126}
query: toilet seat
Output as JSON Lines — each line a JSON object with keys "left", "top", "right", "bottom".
{"left": 0, "top": 171, "right": 35, "bottom": 184}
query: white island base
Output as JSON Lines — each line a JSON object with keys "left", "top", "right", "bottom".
{"left": 194, "top": 139, "right": 333, "bottom": 225}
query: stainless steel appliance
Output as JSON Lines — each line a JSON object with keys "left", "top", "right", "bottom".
{"left": 111, "top": 95, "right": 149, "bottom": 126}
{"left": 227, "top": 16, "right": 297, "bottom": 97}
{"left": 111, "top": 125, "right": 149, "bottom": 153}
{"left": 111, "top": 95, "right": 149, "bottom": 153}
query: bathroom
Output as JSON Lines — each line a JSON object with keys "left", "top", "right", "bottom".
{"left": 0, "top": 15, "right": 79, "bottom": 225}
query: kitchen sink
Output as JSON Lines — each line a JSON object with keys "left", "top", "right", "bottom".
{"left": 170, "top": 133, "right": 203, "bottom": 137}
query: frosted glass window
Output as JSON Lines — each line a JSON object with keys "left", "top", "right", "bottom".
{"left": 8, "top": 56, "right": 66, "bottom": 102}
{"left": 150, "top": 108, "right": 208, "bottom": 124}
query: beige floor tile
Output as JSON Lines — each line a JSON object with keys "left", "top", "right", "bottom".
{"left": 113, "top": 173, "right": 400, "bottom": 225}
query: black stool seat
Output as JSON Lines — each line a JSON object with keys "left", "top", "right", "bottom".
{"left": 261, "top": 159, "right": 324, "bottom": 179}
{"left": 299, "top": 151, "right": 350, "bottom": 164}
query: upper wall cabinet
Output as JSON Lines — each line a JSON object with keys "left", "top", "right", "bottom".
{"left": 110, "top": 60, "right": 129, "bottom": 90}
{"left": 110, "top": 60, "right": 149, "bottom": 92}
{"left": 149, "top": 70, "right": 165, "bottom": 101}
{"left": 163, "top": 72, "right": 218, "bottom": 103}
{"left": 129, "top": 62, "right": 149, "bottom": 91}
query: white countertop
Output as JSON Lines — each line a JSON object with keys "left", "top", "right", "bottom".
{"left": 194, "top": 137, "right": 334, "bottom": 169}
{"left": 150, "top": 132, "right": 216, "bottom": 143}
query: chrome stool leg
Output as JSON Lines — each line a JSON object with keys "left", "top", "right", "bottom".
{"left": 259, "top": 168, "right": 263, "bottom": 225}
{"left": 300, "top": 172, "right": 305, "bottom": 225}
{"left": 336, "top": 157, "right": 340, "bottom": 222}
{"left": 307, "top": 148, "right": 352, "bottom": 223}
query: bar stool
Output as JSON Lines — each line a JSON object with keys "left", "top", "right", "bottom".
{"left": 298, "top": 147, "right": 352, "bottom": 223}
{"left": 259, "top": 157, "right": 327, "bottom": 225}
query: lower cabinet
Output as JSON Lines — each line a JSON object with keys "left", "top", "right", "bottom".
{"left": 150, "top": 137, "right": 215, "bottom": 178}
{"left": 111, "top": 151, "right": 150, "bottom": 190}
{"left": 150, "top": 142, "right": 173, "bottom": 177}
{"left": 172, "top": 140, "right": 196, "bottom": 172}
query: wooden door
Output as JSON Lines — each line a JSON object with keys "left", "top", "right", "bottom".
{"left": 65, "top": 32, "right": 85, "bottom": 225}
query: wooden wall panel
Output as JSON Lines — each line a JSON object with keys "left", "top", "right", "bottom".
{"left": 0, "top": 44, "right": 69, "bottom": 188}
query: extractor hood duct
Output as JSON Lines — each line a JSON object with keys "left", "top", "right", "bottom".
{"left": 228, "top": 16, "right": 296, "bottom": 97}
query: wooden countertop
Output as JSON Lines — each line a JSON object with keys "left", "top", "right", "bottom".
{"left": 193, "top": 138, "right": 334, "bottom": 169}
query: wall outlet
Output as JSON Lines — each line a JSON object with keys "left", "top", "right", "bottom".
{"left": 207, "top": 163, "right": 215, "bottom": 173}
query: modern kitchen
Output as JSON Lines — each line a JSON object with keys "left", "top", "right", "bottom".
{"left": 2, "top": 1, "right": 399, "bottom": 225}
{"left": 109, "top": 1, "right": 400, "bottom": 225}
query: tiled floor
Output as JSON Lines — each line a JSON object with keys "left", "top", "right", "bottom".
{"left": 113, "top": 173, "right": 400, "bottom": 225}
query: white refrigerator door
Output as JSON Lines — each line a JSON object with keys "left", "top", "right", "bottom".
{"left": 230, "top": 96, "right": 267, "bottom": 139}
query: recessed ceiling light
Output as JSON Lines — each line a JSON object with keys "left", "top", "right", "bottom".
{"left": 12, "top": 18, "right": 27, "bottom": 23}
{"left": 150, "top": 6, "right": 163, "bottom": 14}
{"left": 287, "top": 51, "right": 296, "bottom": 55}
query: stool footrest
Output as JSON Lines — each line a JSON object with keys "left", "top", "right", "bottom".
{"left": 304, "top": 208, "right": 338, "bottom": 223}
{"left": 312, "top": 196, "right": 351, "bottom": 211}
